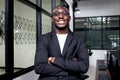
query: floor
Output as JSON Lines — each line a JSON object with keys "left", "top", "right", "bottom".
{"left": 0, "top": 66, "right": 96, "bottom": 80}
{"left": 86, "top": 65, "right": 96, "bottom": 80}
{"left": 0, "top": 68, "right": 5, "bottom": 75}
{"left": 0, "top": 68, "right": 21, "bottom": 75}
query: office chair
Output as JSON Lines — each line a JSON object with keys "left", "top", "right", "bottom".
{"left": 81, "top": 74, "right": 89, "bottom": 80}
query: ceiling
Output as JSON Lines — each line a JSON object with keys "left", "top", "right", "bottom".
{"left": 75, "top": 0, "right": 120, "bottom": 17}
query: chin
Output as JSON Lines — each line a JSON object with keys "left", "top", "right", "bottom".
{"left": 56, "top": 26, "right": 67, "bottom": 30}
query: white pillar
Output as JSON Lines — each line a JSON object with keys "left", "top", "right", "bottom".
{"left": 65, "top": 0, "right": 73, "bottom": 32}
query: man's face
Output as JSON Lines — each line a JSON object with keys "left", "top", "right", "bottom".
{"left": 52, "top": 6, "right": 71, "bottom": 30}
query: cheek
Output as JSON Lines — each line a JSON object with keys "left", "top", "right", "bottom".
{"left": 64, "top": 18, "right": 70, "bottom": 23}
{"left": 64, "top": 16, "right": 70, "bottom": 20}
{"left": 52, "top": 17, "right": 58, "bottom": 22}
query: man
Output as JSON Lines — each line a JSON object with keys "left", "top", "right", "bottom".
{"left": 34, "top": 5, "right": 89, "bottom": 80}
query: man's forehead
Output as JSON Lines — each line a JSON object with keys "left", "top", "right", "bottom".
{"left": 53, "top": 6, "right": 69, "bottom": 12}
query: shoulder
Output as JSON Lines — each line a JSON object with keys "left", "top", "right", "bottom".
{"left": 42, "top": 32, "right": 51, "bottom": 37}
{"left": 37, "top": 32, "right": 51, "bottom": 47}
{"left": 39, "top": 32, "right": 51, "bottom": 42}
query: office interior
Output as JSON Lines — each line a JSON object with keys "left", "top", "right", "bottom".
{"left": 0, "top": 0, "right": 120, "bottom": 80}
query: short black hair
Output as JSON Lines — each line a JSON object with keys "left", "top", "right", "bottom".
{"left": 52, "top": 5, "right": 70, "bottom": 16}
{"left": 53, "top": 5, "right": 69, "bottom": 11}
{"left": 51, "top": 1, "right": 69, "bottom": 17}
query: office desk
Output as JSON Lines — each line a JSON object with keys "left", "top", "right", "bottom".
{"left": 95, "top": 60, "right": 111, "bottom": 80}
{"left": 108, "top": 51, "right": 120, "bottom": 80}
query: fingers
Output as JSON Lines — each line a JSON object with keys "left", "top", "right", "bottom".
{"left": 48, "top": 57, "right": 55, "bottom": 64}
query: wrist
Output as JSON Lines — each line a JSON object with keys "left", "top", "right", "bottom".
{"left": 51, "top": 57, "right": 55, "bottom": 63}
{"left": 48, "top": 57, "right": 55, "bottom": 64}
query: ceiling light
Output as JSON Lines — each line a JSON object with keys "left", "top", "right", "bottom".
{"left": 75, "top": 8, "right": 80, "bottom": 14}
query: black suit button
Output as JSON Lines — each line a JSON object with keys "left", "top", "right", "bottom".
{"left": 59, "top": 76, "right": 63, "bottom": 79}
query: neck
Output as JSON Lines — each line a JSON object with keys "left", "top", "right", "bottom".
{"left": 55, "top": 28, "right": 69, "bottom": 34}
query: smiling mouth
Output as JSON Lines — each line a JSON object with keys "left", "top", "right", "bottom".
{"left": 58, "top": 20, "right": 65, "bottom": 25}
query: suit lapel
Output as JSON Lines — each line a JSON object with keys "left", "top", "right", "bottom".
{"left": 50, "top": 30, "right": 74, "bottom": 57}
{"left": 50, "top": 31, "right": 62, "bottom": 56}
{"left": 62, "top": 32, "right": 74, "bottom": 56}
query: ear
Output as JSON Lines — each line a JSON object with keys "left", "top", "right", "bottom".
{"left": 51, "top": 17, "right": 54, "bottom": 22}
{"left": 69, "top": 16, "right": 71, "bottom": 21}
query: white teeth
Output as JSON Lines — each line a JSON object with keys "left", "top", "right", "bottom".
{"left": 58, "top": 21, "right": 64, "bottom": 24}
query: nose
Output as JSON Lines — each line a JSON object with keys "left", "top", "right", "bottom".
{"left": 58, "top": 13, "right": 64, "bottom": 18}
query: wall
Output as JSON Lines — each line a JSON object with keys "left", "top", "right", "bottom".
{"left": 66, "top": 0, "right": 74, "bottom": 32}
{"left": 75, "top": 0, "right": 120, "bottom": 17}
{"left": 90, "top": 50, "right": 107, "bottom": 67}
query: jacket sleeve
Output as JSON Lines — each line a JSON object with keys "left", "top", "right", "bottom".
{"left": 34, "top": 35, "right": 63, "bottom": 75}
{"left": 52, "top": 39, "right": 89, "bottom": 74}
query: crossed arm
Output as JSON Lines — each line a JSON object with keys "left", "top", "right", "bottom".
{"left": 48, "top": 57, "right": 77, "bottom": 64}
{"left": 35, "top": 36, "right": 89, "bottom": 75}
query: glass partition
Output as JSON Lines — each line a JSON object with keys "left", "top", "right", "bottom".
{"left": 75, "top": 16, "right": 120, "bottom": 50}
{"left": 42, "top": 0, "right": 61, "bottom": 13}
{"left": 42, "top": 13, "right": 51, "bottom": 34}
{"left": 87, "top": 17, "right": 102, "bottom": 49}
{"left": 0, "top": 0, "right": 61, "bottom": 77}
{"left": 75, "top": 18, "right": 86, "bottom": 28}
{"left": 29, "top": 0, "right": 36, "bottom": 4}
{"left": 0, "top": 0, "right": 5, "bottom": 75}
{"left": 103, "top": 16, "right": 120, "bottom": 49}
{"left": 14, "top": 0, "right": 36, "bottom": 72}
{"left": 41, "top": 0, "right": 61, "bottom": 34}
{"left": 87, "top": 30, "right": 102, "bottom": 49}
{"left": 56, "top": 0, "right": 61, "bottom": 6}
{"left": 42, "top": 0, "right": 52, "bottom": 13}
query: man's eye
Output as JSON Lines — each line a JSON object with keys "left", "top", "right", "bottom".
{"left": 62, "top": 11, "right": 69, "bottom": 15}
{"left": 52, "top": 11, "right": 69, "bottom": 16}
{"left": 53, "top": 12, "right": 59, "bottom": 16}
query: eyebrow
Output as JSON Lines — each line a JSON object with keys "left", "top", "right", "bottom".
{"left": 53, "top": 9, "right": 69, "bottom": 14}
{"left": 53, "top": 11, "right": 68, "bottom": 13}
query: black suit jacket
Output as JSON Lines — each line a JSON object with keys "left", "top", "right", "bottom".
{"left": 34, "top": 30, "right": 89, "bottom": 80}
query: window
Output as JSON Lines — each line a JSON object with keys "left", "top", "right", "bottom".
{"left": 14, "top": 0, "right": 36, "bottom": 72}
{"left": 75, "top": 16, "right": 120, "bottom": 50}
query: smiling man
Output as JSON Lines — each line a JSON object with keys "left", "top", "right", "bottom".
{"left": 34, "top": 5, "right": 89, "bottom": 80}
{"left": 52, "top": 5, "right": 70, "bottom": 32}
